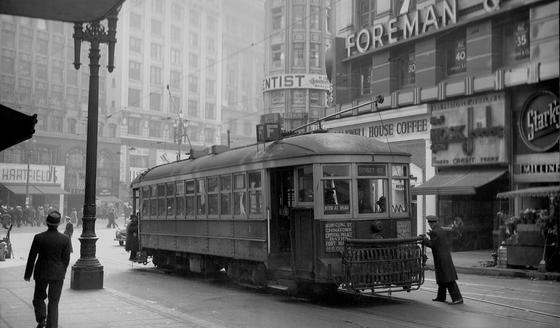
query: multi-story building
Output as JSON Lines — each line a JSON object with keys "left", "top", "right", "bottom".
{"left": 0, "top": 15, "right": 120, "bottom": 214}
{"left": 324, "top": 0, "right": 559, "bottom": 255}
{"left": 115, "top": 0, "right": 265, "bottom": 197}
{"left": 263, "top": 0, "right": 333, "bottom": 131}
{"left": 0, "top": 0, "right": 265, "bottom": 214}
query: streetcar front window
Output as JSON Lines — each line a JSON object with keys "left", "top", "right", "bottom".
{"left": 357, "top": 179, "right": 387, "bottom": 214}
{"left": 391, "top": 164, "right": 409, "bottom": 215}
{"left": 323, "top": 179, "right": 350, "bottom": 214}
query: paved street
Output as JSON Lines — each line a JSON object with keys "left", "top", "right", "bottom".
{"left": 1, "top": 224, "right": 559, "bottom": 328}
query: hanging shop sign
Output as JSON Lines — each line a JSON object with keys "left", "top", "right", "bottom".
{"left": 430, "top": 93, "right": 507, "bottom": 166}
{"left": 345, "top": 0, "right": 457, "bottom": 57}
{"left": 518, "top": 91, "right": 560, "bottom": 152}
{"left": 514, "top": 154, "right": 560, "bottom": 183}
{"left": 0, "top": 163, "right": 65, "bottom": 185}
{"left": 263, "top": 74, "right": 331, "bottom": 92}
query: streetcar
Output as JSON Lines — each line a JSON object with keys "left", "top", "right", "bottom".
{"left": 130, "top": 132, "right": 425, "bottom": 295}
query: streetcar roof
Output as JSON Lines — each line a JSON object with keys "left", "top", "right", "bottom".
{"left": 131, "top": 133, "right": 410, "bottom": 185}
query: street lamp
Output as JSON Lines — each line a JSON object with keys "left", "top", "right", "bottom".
{"left": 70, "top": 8, "right": 119, "bottom": 290}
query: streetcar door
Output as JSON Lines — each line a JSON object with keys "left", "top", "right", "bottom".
{"left": 292, "top": 207, "right": 314, "bottom": 276}
{"left": 269, "top": 168, "right": 293, "bottom": 267}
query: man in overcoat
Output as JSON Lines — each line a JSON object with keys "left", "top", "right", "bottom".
{"left": 422, "top": 215, "right": 463, "bottom": 304}
{"left": 24, "top": 211, "right": 71, "bottom": 328}
{"left": 125, "top": 214, "right": 139, "bottom": 261}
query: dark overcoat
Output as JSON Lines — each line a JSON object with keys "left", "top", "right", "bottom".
{"left": 424, "top": 223, "right": 458, "bottom": 284}
{"left": 125, "top": 220, "right": 139, "bottom": 253}
{"left": 24, "top": 228, "right": 71, "bottom": 281}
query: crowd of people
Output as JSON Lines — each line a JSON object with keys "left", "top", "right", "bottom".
{"left": 0, "top": 201, "right": 133, "bottom": 229}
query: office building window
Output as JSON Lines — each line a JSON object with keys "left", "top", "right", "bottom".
{"left": 358, "top": 0, "right": 375, "bottom": 27}
{"left": 151, "top": 19, "right": 162, "bottom": 36}
{"left": 170, "top": 25, "right": 182, "bottom": 42}
{"left": 149, "top": 121, "right": 162, "bottom": 138}
{"left": 272, "top": 7, "right": 283, "bottom": 30}
{"left": 310, "top": 91, "right": 322, "bottom": 105}
{"left": 170, "top": 95, "right": 181, "bottom": 113}
{"left": 129, "top": 61, "right": 142, "bottom": 81}
{"left": 206, "top": 38, "right": 216, "bottom": 55}
{"left": 189, "top": 53, "right": 198, "bottom": 69}
{"left": 293, "top": 42, "right": 304, "bottom": 66}
{"left": 310, "top": 6, "right": 320, "bottom": 30}
{"left": 310, "top": 43, "right": 320, "bottom": 67}
{"left": 171, "top": 3, "right": 183, "bottom": 21}
{"left": 189, "top": 32, "right": 199, "bottom": 48}
{"left": 206, "top": 58, "right": 215, "bottom": 75}
{"left": 205, "top": 103, "right": 216, "bottom": 120}
{"left": 394, "top": 46, "right": 415, "bottom": 88}
{"left": 206, "top": 79, "right": 215, "bottom": 98}
{"left": 170, "top": 70, "right": 181, "bottom": 89}
{"left": 130, "top": 12, "right": 142, "bottom": 30}
{"left": 205, "top": 127, "right": 215, "bottom": 144}
{"left": 188, "top": 75, "right": 198, "bottom": 93}
{"left": 151, "top": 43, "right": 163, "bottom": 61}
{"left": 293, "top": 5, "right": 305, "bottom": 29}
{"left": 19, "top": 35, "right": 33, "bottom": 53}
{"left": 68, "top": 118, "right": 77, "bottom": 134}
{"left": 500, "top": 15, "right": 530, "bottom": 67}
{"left": 19, "top": 54, "right": 32, "bottom": 77}
{"left": 271, "top": 90, "right": 283, "bottom": 105}
{"left": 128, "top": 117, "right": 141, "bottom": 135}
{"left": 188, "top": 99, "right": 198, "bottom": 118}
{"left": 128, "top": 88, "right": 141, "bottom": 108}
{"left": 130, "top": 36, "right": 142, "bottom": 53}
{"left": 150, "top": 92, "right": 162, "bottom": 111}
{"left": 152, "top": 0, "right": 164, "bottom": 14}
{"left": 440, "top": 29, "right": 466, "bottom": 77}
{"left": 271, "top": 44, "right": 283, "bottom": 68}
{"left": 292, "top": 90, "right": 305, "bottom": 105}
{"left": 150, "top": 66, "right": 162, "bottom": 86}
{"left": 207, "top": 16, "right": 217, "bottom": 32}
{"left": 190, "top": 10, "right": 200, "bottom": 27}
{"left": 170, "top": 48, "right": 182, "bottom": 66}
{"left": 51, "top": 61, "right": 64, "bottom": 85}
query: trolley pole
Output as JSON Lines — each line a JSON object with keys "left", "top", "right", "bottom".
{"left": 70, "top": 9, "right": 120, "bottom": 290}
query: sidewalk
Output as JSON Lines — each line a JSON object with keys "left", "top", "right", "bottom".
{"left": 425, "top": 248, "right": 560, "bottom": 281}
{"left": 1, "top": 244, "right": 558, "bottom": 328}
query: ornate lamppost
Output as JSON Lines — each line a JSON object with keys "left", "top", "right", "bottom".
{"left": 70, "top": 9, "right": 119, "bottom": 290}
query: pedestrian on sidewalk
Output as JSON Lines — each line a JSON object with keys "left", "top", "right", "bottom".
{"left": 422, "top": 215, "right": 464, "bottom": 305}
{"left": 24, "top": 211, "right": 71, "bottom": 328}
{"left": 63, "top": 216, "right": 74, "bottom": 253}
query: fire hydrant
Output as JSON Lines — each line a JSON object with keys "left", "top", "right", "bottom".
{"left": 0, "top": 242, "right": 6, "bottom": 261}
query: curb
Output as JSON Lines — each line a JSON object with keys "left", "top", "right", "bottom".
{"left": 425, "top": 264, "right": 560, "bottom": 281}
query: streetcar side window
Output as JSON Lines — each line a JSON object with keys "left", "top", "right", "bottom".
{"left": 166, "top": 182, "right": 175, "bottom": 219}
{"left": 141, "top": 186, "right": 150, "bottom": 217}
{"left": 196, "top": 179, "right": 206, "bottom": 217}
{"left": 220, "top": 175, "right": 232, "bottom": 216}
{"left": 185, "top": 180, "right": 195, "bottom": 216}
{"left": 248, "top": 171, "right": 262, "bottom": 215}
{"left": 297, "top": 165, "right": 313, "bottom": 203}
{"left": 157, "top": 184, "right": 166, "bottom": 219}
{"left": 176, "top": 181, "right": 185, "bottom": 219}
{"left": 357, "top": 164, "right": 388, "bottom": 214}
{"left": 390, "top": 164, "right": 409, "bottom": 215}
{"left": 322, "top": 165, "right": 351, "bottom": 215}
{"left": 233, "top": 173, "right": 246, "bottom": 216}
{"left": 207, "top": 176, "right": 219, "bottom": 216}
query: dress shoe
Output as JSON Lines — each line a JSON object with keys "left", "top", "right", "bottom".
{"left": 451, "top": 299, "right": 464, "bottom": 305}
{"left": 432, "top": 298, "right": 445, "bottom": 302}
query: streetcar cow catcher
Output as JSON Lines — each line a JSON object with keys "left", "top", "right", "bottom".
{"left": 130, "top": 132, "right": 425, "bottom": 295}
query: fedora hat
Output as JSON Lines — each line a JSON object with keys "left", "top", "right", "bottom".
{"left": 46, "top": 211, "right": 61, "bottom": 226}
{"left": 425, "top": 215, "right": 438, "bottom": 223}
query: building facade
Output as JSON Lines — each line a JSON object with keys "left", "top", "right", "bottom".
{"left": 0, "top": 14, "right": 120, "bottom": 214}
{"left": 326, "top": 0, "right": 559, "bottom": 251}
{"left": 263, "top": 0, "right": 333, "bottom": 131}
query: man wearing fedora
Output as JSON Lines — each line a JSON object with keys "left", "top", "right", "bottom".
{"left": 24, "top": 210, "right": 71, "bottom": 328}
{"left": 422, "top": 215, "right": 464, "bottom": 305}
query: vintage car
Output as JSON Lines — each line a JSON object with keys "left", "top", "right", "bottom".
{"left": 114, "top": 222, "right": 127, "bottom": 246}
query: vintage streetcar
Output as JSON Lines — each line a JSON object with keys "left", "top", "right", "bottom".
{"left": 129, "top": 132, "right": 425, "bottom": 295}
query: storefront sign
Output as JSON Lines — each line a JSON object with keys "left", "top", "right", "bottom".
{"left": 447, "top": 38, "right": 466, "bottom": 75}
{"left": 518, "top": 91, "right": 560, "bottom": 152}
{"left": 514, "top": 21, "right": 530, "bottom": 60}
{"left": 0, "top": 163, "right": 65, "bottom": 185}
{"left": 263, "top": 74, "right": 331, "bottom": 92}
{"left": 324, "top": 221, "right": 352, "bottom": 253}
{"left": 345, "top": 0, "right": 457, "bottom": 57}
{"left": 331, "top": 118, "right": 428, "bottom": 140}
{"left": 514, "top": 153, "right": 560, "bottom": 183}
{"left": 430, "top": 93, "right": 507, "bottom": 166}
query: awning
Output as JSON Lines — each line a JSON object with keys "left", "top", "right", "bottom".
{"left": 96, "top": 195, "right": 121, "bottom": 204}
{"left": 497, "top": 185, "right": 560, "bottom": 199}
{"left": 411, "top": 169, "right": 507, "bottom": 195}
{"left": 34, "top": 185, "right": 68, "bottom": 195}
{"left": 1, "top": 183, "right": 67, "bottom": 195}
